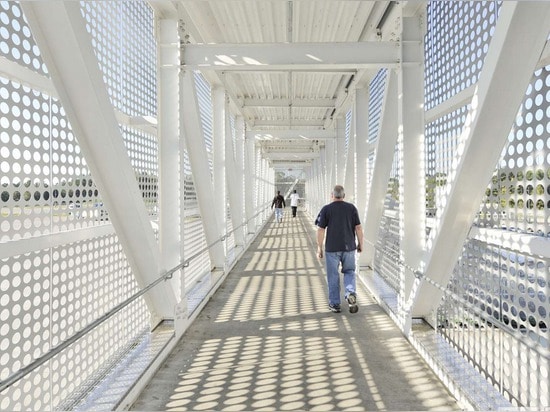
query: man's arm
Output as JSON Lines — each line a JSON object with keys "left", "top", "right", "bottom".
{"left": 316, "top": 227, "right": 325, "bottom": 259}
{"left": 355, "top": 224, "right": 364, "bottom": 253}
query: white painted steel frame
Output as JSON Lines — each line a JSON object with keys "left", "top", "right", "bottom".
{"left": 180, "top": 70, "right": 225, "bottom": 270}
{"left": 335, "top": 118, "right": 347, "bottom": 187}
{"left": 325, "top": 138, "right": 336, "bottom": 206}
{"left": 20, "top": 2, "right": 177, "bottom": 320}
{"left": 398, "top": 13, "right": 426, "bottom": 329}
{"left": 245, "top": 134, "right": 257, "bottom": 231}
{"left": 0, "top": 55, "right": 57, "bottom": 97}
{"left": 355, "top": 86, "right": 369, "bottom": 231}
{"left": 158, "top": 18, "right": 182, "bottom": 302}
{"left": 213, "top": 86, "right": 227, "bottom": 257}
{"left": 247, "top": 129, "right": 337, "bottom": 140}
{"left": 363, "top": 70, "right": 398, "bottom": 267}
{"left": 181, "top": 41, "right": 419, "bottom": 71}
{"left": 227, "top": 115, "right": 245, "bottom": 247}
{"left": 344, "top": 111, "right": 356, "bottom": 203}
{"left": 410, "top": 1, "right": 550, "bottom": 318}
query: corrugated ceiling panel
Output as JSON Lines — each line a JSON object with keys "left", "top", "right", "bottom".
{"left": 180, "top": 0, "right": 380, "bottom": 165}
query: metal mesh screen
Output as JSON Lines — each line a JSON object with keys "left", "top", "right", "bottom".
{"left": 1, "top": 2, "right": 154, "bottom": 409}
{"left": 426, "top": 2, "right": 549, "bottom": 408}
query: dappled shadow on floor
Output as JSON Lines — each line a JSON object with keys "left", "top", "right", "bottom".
{"left": 131, "top": 212, "right": 459, "bottom": 412}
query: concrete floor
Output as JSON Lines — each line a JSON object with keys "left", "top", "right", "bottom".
{"left": 131, "top": 211, "right": 460, "bottom": 411}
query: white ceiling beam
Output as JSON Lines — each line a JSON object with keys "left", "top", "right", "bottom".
{"left": 225, "top": 69, "right": 357, "bottom": 74}
{"left": 272, "top": 161, "right": 310, "bottom": 166}
{"left": 263, "top": 150, "right": 319, "bottom": 155}
{"left": 265, "top": 152, "right": 320, "bottom": 160}
{"left": 182, "top": 41, "right": 420, "bottom": 71}
{"left": 262, "top": 138, "right": 321, "bottom": 145}
{"left": 242, "top": 98, "right": 336, "bottom": 108}
{"left": 247, "top": 129, "right": 336, "bottom": 140}
{"left": 263, "top": 147, "right": 319, "bottom": 154}
{"left": 262, "top": 146, "right": 319, "bottom": 153}
{"left": 252, "top": 119, "right": 325, "bottom": 127}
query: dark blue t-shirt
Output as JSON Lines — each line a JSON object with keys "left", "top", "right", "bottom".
{"left": 317, "top": 201, "right": 361, "bottom": 252}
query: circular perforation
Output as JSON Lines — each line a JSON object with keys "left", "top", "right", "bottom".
{"left": 425, "top": 2, "right": 497, "bottom": 111}
{"left": 0, "top": 1, "right": 46, "bottom": 75}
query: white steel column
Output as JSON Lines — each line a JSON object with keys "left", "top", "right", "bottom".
{"left": 180, "top": 71, "right": 225, "bottom": 269}
{"left": 363, "top": 70, "right": 399, "bottom": 266}
{"left": 325, "top": 138, "right": 336, "bottom": 194}
{"left": 265, "top": 158, "right": 274, "bottom": 220}
{"left": 264, "top": 158, "right": 275, "bottom": 223}
{"left": 355, "top": 87, "right": 369, "bottom": 220}
{"left": 344, "top": 110, "right": 356, "bottom": 203}
{"left": 335, "top": 118, "right": 347, "bottom": 186}
{"left": 212, "top": 87, "right": 227, "bottom": 252}
{"left": 410, "top": 1, "right": 550, "bottom": 319}
{"left": 226, "top": 112, "right": 245, "bottom": 247}
{"left": 256, "top": 147, "right": 264, "bottom": 225}
{"left": 160, "top": 18, "right": 189, "bottom": 335}
{"left": 259, "top": 150, "right": 267, "bottom": 222}
{"left": 21, "top": 2, "right": 177, "bottom": 321}
{"left": 355, "top": 86, "right": 370, "bottom": 265}
{"left": 316, "top": 153, "right": 326, "bottom": 210}
{"left": 245, "top": 134, "right": 256, "bottom": 232}
{"left": 398, "top": 10, "right": 425, "bottom": 331}
{"left": 158, "top": 19, "right": 181, "bottom": 300}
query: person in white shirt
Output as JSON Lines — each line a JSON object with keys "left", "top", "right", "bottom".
{"left": 289, "top": 190, "right": 300, "bottom": 217}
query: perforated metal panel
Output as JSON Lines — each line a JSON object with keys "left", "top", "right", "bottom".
{"left": 425, "top": 108, "right": 468, "bottom": 221}
{"left": 0, "top": 1, "right": 46, "bottom": 75}
{"left": 1, "top": 2, "right": 154, "bottom": 410}
{"left": 367, "top": 69, "right": 386, "bottom": 146}
{"left": 374, "top": 130, "right": 401, "bottom": 297}
{"left": 427, "top": 2, "right": 549, "bottom": 409}
{"left": 79, "top": 2, "right": 156, "bottom": 117}
{"left": 370, "top": 2, "right": 549, "bottom": 409}
{"left": 0, "top": 77, "right": 109, "bottom": 236}
{"left": 477, "top": 67, "right": 550, "bottom": 235}
{"left": 424, "top": 2, "right": 498, "bottom": 110}
{"left": 447, "top": 65, "right": 550, "bottom": 405}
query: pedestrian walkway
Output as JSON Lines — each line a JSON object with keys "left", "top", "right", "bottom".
{"left": 131, "top": 211, "right": 460, "bottom": 411}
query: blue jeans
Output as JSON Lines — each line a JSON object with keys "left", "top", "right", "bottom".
{"left": 274, "top": 208, "right": 283, "bottom": 222}
{"left": 325, "top": 251, "right": 357, "bottom": 306}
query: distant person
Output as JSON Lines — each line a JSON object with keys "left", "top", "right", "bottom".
{"left": 271, "top": 190, "right": 286, "bottom": 223}
{"left": 289, "top": 190, "right": 300, "bottom": 217}
{"left": 316, "top": 185, "right": 363, "bottom": 313}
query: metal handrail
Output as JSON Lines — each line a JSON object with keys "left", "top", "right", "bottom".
{"left": 364, "top": 237, "right": 423, "bottom": 279}
{"left": 0, "top": 203, "right": 271, "bottom": 392}
{"left": 0, "top": 270, "right": 171, "bottom": 393}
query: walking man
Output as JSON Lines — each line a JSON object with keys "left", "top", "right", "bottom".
{"left": 290, "top": 190, "right": 300, "bottom": 217}
{"left": 271, "top": 190, "right": 286, "bottom": 223}
{"left": 316, "top": 185, "right": 363, "bottom": 313}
